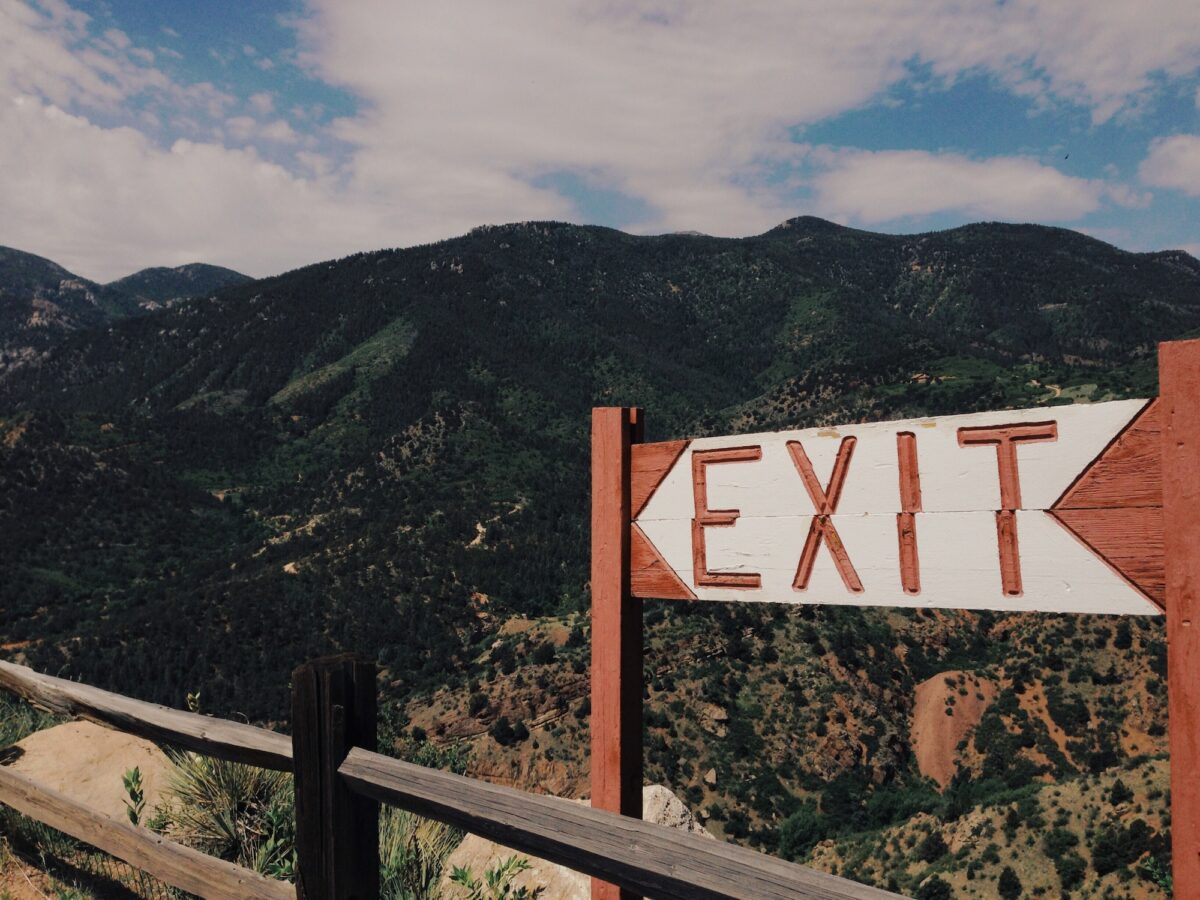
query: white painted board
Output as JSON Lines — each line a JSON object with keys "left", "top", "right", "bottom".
{"left": 634, "top": 400, "right": 1162, "bottom": 615}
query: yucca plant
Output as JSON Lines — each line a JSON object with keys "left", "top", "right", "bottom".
{"left": 159, "top": 749, "right": 296, "bottom": 879}
{"left": 378, "top": 806, "right": 461, "bottom": 900}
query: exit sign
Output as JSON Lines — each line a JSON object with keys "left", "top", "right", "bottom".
{"left": 627, "top": 399, "right": 1162, "bottom": 615}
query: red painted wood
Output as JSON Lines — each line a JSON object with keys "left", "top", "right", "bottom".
{"left": 896, "top": 432, "right": 922, "bottom": 595}
{"left": 1049, "top": 400, "right": 1164, "bottom": 606}
{"left": 1049, "top": 507, "right": 1164, "bottom": 608}
{"left": 1161, "top": 339, "right": 1200, "bottom": 898}
{"left": 788, "top": 437, "right": 863, "bottom": 593}
{"left": 958, "top": 422, "right": 1058, "bottom": 596}
{"left": 957, "top": 422, "right": 1059, "bottom": 508}
{"left": 690, "top": 446, "right": 763, "bottom": 588}
{"left": 1056, "top": 400, "right": 1162, "bottom": 508}
{"left": 630, "top": 524, "right": 697, "bottom": 600}
{"left": 590, "top": 407, "right": 642, "bottom": 900}
{"left": 630, "top": 440, "right": 689, "bottom": 519}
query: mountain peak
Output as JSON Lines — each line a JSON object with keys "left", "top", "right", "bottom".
{"left": 767, "top": 215, "right": 850, "bottom": 234}
{"left": 104, "top": 263, "right": 250, "bottom": 309}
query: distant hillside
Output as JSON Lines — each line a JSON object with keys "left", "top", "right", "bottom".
{"left": 104, "top": 262, "right": 250, "bottom": 310}
{"left": 1, "top": 218, "right": 1197, "bottom": 895}
{"left": 0, "top": 246, "right": 248, "bottom": 379}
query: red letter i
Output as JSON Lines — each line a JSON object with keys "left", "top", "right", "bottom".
{"left": 897, "top": 432, "right": 921, "bottom": 594}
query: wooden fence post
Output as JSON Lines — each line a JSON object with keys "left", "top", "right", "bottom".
{"left": 292, "top": 655, "right": 380, "bottom": 900}
{"left": 1161, "top": 339, "right": 1200, "bottom": 897}
{"left": 591, "top": 407, "right": 644, "bottom": 900}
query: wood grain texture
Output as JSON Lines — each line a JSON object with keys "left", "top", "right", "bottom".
{"left": 1055, "top": 399, "right": 1161, "bottom": 509}
{"left": 631, "top": 439, "right": 689, "bottom": 519}
{"left": 1049, "top": 399, "right": 1163, "bottom": 607}
{"left": 692, "top": 446, "right": 764, "bottom": 589}
{"left": 630, "top": 399, "right": 1162, "bottom": 615}
{"left": 0, "top": 765, "right": 294, "bottom": 900}
{"left": 292, "top": 655, "right": 379, "bottom": 900}
{"left": 1049, "top": 507, "right": 1164, "bottom": 608}
{"left": 0, "top": 660, "right": 292, "bottom": 770}
{"left": 590, "top": 407, "right": 642, "bottom": 900}
{"left": 630, "top": 523, "right": 696, "bottom": 600}
{"left": 339, "top": 747, "right": 903, "bottom": 900}
{"left": 1160, "top": 339, "right": 1200, "bottom": 897}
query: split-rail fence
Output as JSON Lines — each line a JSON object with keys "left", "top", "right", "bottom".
{"left": 0, "top": 656, "right": 903, "bottom": 899}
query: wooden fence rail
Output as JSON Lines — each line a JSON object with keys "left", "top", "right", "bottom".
{"left": 340, "top": 747, "right": 901, "bottom": 900}
{"left": 0, "top": 765, "right": 293, "bottom": 900}
{"left": 0, "top": 660, "right": 291, "bottom": 770}
{"left": 0, "top": 658, "right": 906, "bottom": 900}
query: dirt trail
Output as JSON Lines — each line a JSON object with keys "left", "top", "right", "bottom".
{"left": 911, "top": 671, "right": 996, "bottom": 789}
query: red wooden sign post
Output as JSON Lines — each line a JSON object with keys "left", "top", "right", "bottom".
{"left": 1162, "top": 339, "right": 1200, "bottom": 895}
{"left": 590, "top": 406, "right": 643, "bottom": 900}
{"left": 590, "top": 339, "right": 1200, "bottom": 898}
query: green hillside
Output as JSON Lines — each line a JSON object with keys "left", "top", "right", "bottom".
{"left": 1, "top": 218, "right": 1197, "bottom": 896}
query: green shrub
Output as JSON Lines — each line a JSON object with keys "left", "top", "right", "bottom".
{"left": 1091, "top": 818, "right": 1153, "bottom": 875}
{"left": 1109, "top": 778, "right": 1134, "bottom": 806}
{"left": 449, "top": 854, "right": 542, "bottom": 899}
{"left": 1056, "top": 852, "right": 1086, "bottom": 890}
{"left": 1042, "top": 827, "right": 1078, "bottom": 860}
{"left": 997, "top": 865, "right": 1022, "bottom": 899}
{"left": 778, "top": 804, "right": 824, "bottom": 860}
{"left": 916, "top": 875, "right": 953, "bottom": 900}
{"left": 916, "top": 831, "right": 948, "bottom": 863}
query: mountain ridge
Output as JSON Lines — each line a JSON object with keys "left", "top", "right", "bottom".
{"left": 0, "top": 246, "right": 250, "bottom": 383}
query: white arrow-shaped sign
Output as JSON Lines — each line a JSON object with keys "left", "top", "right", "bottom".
{"left": 629, "top": 399, "right": 1162, "bottom": 615}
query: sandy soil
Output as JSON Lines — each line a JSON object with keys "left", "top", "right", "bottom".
{"left": 2, "top": 720, "right": 173, "bottom": 821}
{"left": 911, "top": 671, "right": 996, "bottom": 789}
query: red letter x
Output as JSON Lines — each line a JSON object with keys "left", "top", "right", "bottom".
{"left": 788, "top": 436, "right": 863, "bottom": 593}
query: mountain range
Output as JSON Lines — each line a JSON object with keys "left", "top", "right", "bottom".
{"left": 1, "top": 218, "right": 1198, "bottom": 897}
{"left": 0, "top": 245, "right": 248, "bottom": 379}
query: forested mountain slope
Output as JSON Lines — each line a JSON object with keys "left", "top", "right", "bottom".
{"left": 1, "top": 218, "right": 1198, "bottom": 896}
{"left": 0, "top": 247, "right": 248, "bottom": 380}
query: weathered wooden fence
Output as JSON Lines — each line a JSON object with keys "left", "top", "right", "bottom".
{"left": 0, "top": 657, "right": 904, "bottom": 899}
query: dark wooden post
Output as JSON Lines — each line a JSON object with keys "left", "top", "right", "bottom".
{"left": 1161, "top": 339, "right": 1200, "bottom": 897}
{"left": 292, "top": 655, "right": 380, "bottom": 900}
{"left": 590, "top": 407, "right": 644, "bottom": 900}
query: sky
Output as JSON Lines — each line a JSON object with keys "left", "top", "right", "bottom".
{"left": 1, "top": 0, "right": 1199, "bottom": 282}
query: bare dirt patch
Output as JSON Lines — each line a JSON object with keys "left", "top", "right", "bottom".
{"left": 2, "top": 721, "right": 173, "bottom": 820}
{"left": 911, "top": 671, "right": 996, "bottom": 789}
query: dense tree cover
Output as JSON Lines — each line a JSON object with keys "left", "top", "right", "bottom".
{"left": 1, "top": 218, "right": 1198, "bottom": 727}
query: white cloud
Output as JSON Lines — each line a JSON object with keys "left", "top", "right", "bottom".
{"left": 248, "top": 91, "right": 274, "bottom": 115}
{"left": 291, "top": 0, "right": 1200, "bottom": 237}
{"left": 1139, "top": 134, "right": 1200, "bottom": 196}
{"left": 260, "top": 119, "right": 299, "bottom": 143}
{"left": 102, "top": 28, "right": 130, "bottom": 51}
{"left": 225, "top": 112, "right": 302, "bottom": 145}
{"left": 811, "top": 149, "right": 1135, "bottom": 224}
{"left": 0, "top": 96, "right": 397, "bottom": 280}
{"left": 3, "top": 0, "right": 1199, "bottom": 277}
{"left": 224, "top": 115, "right": 257, "bottom": 141}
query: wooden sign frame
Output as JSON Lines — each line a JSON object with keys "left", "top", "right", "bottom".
{"left": 590, "top": 339, "right": 1200, "bottom": 898}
